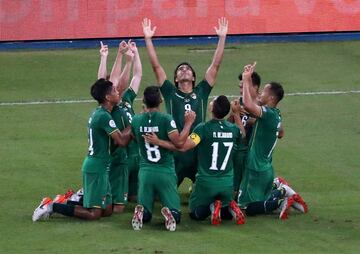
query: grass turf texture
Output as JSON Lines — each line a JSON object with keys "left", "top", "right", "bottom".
{"left": 0, "top": 41, "right": 359, "bottom": 253}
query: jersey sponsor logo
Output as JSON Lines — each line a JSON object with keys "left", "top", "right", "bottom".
{"left": 109, "top": 119, "right": 116, "bottom": 128}
{"left": 189, "top": 133, "right": 201, "bottom": 145}
{"left": 170, "top": 120, "right": 177, "bottom": 128}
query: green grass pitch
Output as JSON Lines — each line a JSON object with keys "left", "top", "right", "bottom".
{"left": 0, "top": 40, "right": 359, "bottom": 253}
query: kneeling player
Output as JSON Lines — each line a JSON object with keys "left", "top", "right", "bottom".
{"left": 130, "top": 86, "right": 195, "bottom": 231}
{"left": 146, "top": 96, "right": 246, "bottom": 225}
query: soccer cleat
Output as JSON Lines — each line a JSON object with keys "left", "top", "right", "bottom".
{"left": 32, "top": 197, "right": 53, "bottom": 222}
{"left": 210, "top": 200, "right": 222, "bottom": 225}
{"left": 53, "top": 189, "right": 74, "bottom": 204}
{"left": 132, "top": 205, "right": 144, "bottom": 230}
{"left": 228, "top": 200, "right": 246, "bottom": 225}
{"left": 279, "top": 197, "right": 295, "bottom": 220}
{"left": 273, "top": 176, "right": 290, "bottom": 189}
{"left": 68, "top": 188, "right": 83, "bottom": 202}
{"left": 161, "top": 207, "right": 176, "bottom": 232}
{"left": 280, "top": 184, "right": 308, "bottom": 214}
{"left": 292, "top": 193, "right": 308, "bottom": 213}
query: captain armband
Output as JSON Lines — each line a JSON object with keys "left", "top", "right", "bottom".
{"left": 189, "top": 133, "right": 201, "bottom": 145}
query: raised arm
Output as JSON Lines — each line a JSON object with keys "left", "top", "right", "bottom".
{"left": 97, "top": 41, "right": 108, "bottom": 79}
{"left": 204, "top": 17, "right": 228, "bottom": 86}
{"left": 116, "top": 46, "right": 134, "bottom": 96}
{"left": 128, "top": 41, "right": 142, "bottom": 94}
{"left": 142, "top": 18, "right": 167, "bottom": 86}
{"left": 242, "top": 63, "right": 262, "bottom": 118}
{"left": 109, "top": 41, "right": 130, "bottom": 95}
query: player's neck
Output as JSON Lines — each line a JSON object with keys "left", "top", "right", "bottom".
{"left": 101, "top": 102, "right": 114, "bottom": 112}
{"left": 178, "top": 81, "right": 193, "bottom": 93}
{"left": 146, "top": 107, "right": 160, "bottom": 113}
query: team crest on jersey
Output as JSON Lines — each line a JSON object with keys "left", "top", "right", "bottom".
{"left": 109, "top": 119, "right": 116, "bottom": 128}
{"left": 170, "top": 120, "right": 177, "bottom": 128}
{"left": 191, "top": 93, "right": 197, "bottom": 99}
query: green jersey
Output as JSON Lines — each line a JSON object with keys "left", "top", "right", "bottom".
{"left": 110, "top": 88, "right": 138, "bottom": 160}
{"left": 121, "top": 88, "right": 139, "bottom": 156}
{"left": 131, "top": 111, "right": 178, "bottom": 173}
{"left": 190, "top": 119, "right": 242, "bottom": 185}
{"left": 246, "top": 106, "right": 282, "bottom": 172}
{"left": 160, "top": 80, "right": 212, "bottom": 131}
{"left": 83, "top": 106, "right": 119, "bottom": 172}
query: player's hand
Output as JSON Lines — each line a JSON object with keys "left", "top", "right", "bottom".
{"left": 119, "top": 40, "right": 128, "bottom": 54}
{"left": 242, "top": 62, "right": 256, "bottom": 80}
{"left": 129, "top": 41, "right": 138, "bottom": 54}
{"left": 142, "top": 18, "right": 156, "bottom": 39}
{"left": 143, "top": 133, "right": 160, "bottom": 145}
{"left": 231, "top": 99, "right": 241, "bottom": 114}
{"left": 99, "top": 41, "right": 108, "bottom": 57}
{"left": 214, "top": 17, "right": 228, "bottom": 37}
{"left": 124, "top": 40, "right": 135, "bottom": 61}
{"left": 184, "top": 110, "right": 196, "bottom": 125}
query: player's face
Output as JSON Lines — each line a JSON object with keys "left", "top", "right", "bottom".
{"left": 107, "top": 85, "right": 120, "bottom": 105}
{"left": 175, "top": 64, "right": 194, "bottom": 83}
{"left": 258, "top": 84, "right": 272, "bottom": 106}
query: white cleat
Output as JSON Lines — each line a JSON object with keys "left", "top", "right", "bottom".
{"left": 279, "top": 196, "right": 295, "bottom": 220}
{"left": 280, "top": 184, "right": 308, "bottom": 213}
{"left": 32, "top": 197, "right": 53, "bottom": 222}
{"left": 161, "top": 207, "right": 176, "bottom": 232}
{"left": 132, "top": 205, "right": 144, "bottom": 230}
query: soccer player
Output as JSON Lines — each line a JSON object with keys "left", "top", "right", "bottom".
{"left": 229, "top": 71, "right": 262, "bottom": 198}
{"left": 32, "top": 79, "right": 132, "bottom": 221}
{"left": 236, "top": 63, "right": 294, "bottom": 218}
{"left": 145, "top": 96, "right": 246, "bottom": 225}
{"left": 98, "top": 41, "right": 142, "bottom": 212}
{"left": 142, "top": 17, "right": 228, "bottom": 186}
{"left": 109, "top": 42, "right": 142, "bottom": 212}
{"left": 130, "top": 86, "right": 196, "bottom": 231}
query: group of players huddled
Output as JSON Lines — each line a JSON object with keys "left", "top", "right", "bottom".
{"left": 32, "top": 18, "right": 307, "bottom": 231}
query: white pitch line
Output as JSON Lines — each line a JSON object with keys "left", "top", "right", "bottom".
{"left": 0, "top": 90, "right": 359, "bottom": 106}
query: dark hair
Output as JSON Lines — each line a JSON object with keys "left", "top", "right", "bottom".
{"left": 238, "top": 71, "right": 261, "bottom": 88}
{"left": 213, "top": 95, "right": 230, "bottom": 119}
{"left": 143, "top": 86, "right": 162, "bottom": 108}
{"left": 269, "top": 82, "right": 284, "bottom": 103}
{"left": 173, "top": 62, "right": 196, "bottom": 88}
{"left": 90, "top": 78, "right": 113, "bottom": 104}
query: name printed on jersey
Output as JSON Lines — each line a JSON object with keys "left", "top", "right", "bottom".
{"left": 212, "top": 132, "right": 233, "bottom": 138}
{"left": 140, "top": 126, "right": 159, "bottom": 133}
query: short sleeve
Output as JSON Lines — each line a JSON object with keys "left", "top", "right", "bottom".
{"left": 122, "top": 88, "right": 137, "bottom": 105}
{"left": 196, "top": 79, "right": 212, "bottom": 98}
{"left": 101, "top": 113, "right": 118, "bottom": 135}
{"left": 160, "top": 80, "right": 176, "bottom": 100}
{"left": 165, "top": 114, "right": 178, "bottom": 134}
